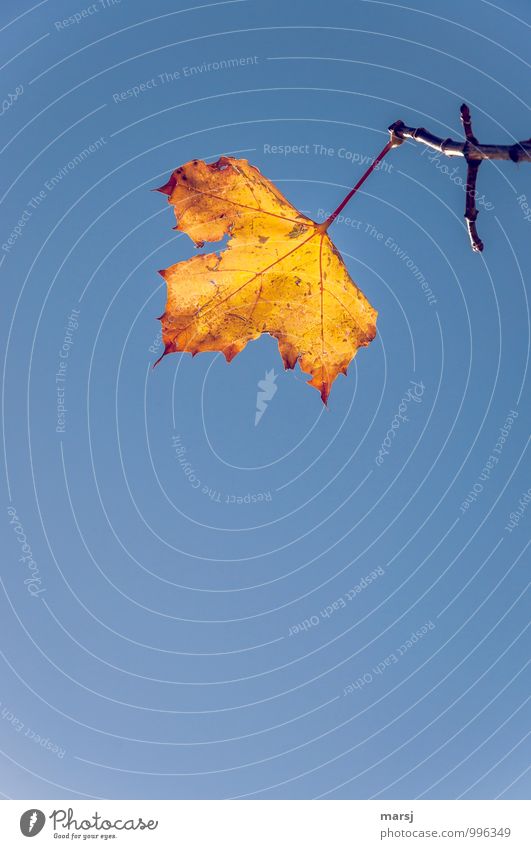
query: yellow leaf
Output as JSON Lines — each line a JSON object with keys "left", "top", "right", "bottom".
{"left": 156, "top": 156, "right": 377, "bottom": 403}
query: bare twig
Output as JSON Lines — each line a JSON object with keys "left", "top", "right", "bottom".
{"left": 460, "top": 103, "right": 477, "bottom": 145}
{"left": 460, "top": 104, "right": 483, "bottom": 252}
{"left": 388, "top": 119, "right": 531, "bottom": 162}
{"left": 388, "top": 104, "right": 531, "bottom": 251}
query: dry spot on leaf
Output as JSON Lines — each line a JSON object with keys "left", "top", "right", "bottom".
{"left": 155, "top": 156, "right": 377, "bottom": 403}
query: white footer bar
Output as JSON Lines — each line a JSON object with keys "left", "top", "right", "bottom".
{"left": 1, "top": 799, "right": 528, "bottom": 848}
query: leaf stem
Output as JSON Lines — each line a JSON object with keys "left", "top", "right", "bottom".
{"left": 321, "top": 140, "right": 395, "bottom": 230}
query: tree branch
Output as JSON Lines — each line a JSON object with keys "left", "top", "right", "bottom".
{"left": 460, "top": 104, "right": 483, "bottom": 252}
{"left": 388, "top": 104, "right": 531, "bottom": 252}
{"left": 388, "top": 117, "right": 531, "bottom": 162}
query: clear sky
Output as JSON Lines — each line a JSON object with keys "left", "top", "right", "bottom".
{"left": 1, "top": 0, "right": 529, "bottom": 799}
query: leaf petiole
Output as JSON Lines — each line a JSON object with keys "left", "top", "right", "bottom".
{"left": 320, "top": 140, "right": 394, "bottom": 231}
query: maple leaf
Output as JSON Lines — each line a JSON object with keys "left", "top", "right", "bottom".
{"left": 155, "top": 155, "right": 380, "bottom": 403}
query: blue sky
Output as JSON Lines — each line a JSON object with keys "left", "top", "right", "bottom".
{"left": 0, "top": 0, "right": 529, "bottom": 799}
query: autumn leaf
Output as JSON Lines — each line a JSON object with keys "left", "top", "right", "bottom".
{"left": 155, "top": 155, "right": 379, "bottom": 403}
